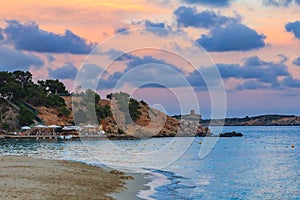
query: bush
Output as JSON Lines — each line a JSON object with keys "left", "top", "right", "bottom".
{"left": 129, "top": 98, "right": 141, "bottom": 122}
{"left": 96, "top": 105, "right": 112, "bottom": 119}
{"left": 117, "top": 128, "right": 125, "bottom": 135}
{"left": 58, "top": 106, "right": 71, "bottom": 116}
{"left": 1, "top": 122, "right": 9, "bottom": 130}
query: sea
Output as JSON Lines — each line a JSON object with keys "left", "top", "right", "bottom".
{"left": 1, "top": 126, "right": 300, "bottom": 199}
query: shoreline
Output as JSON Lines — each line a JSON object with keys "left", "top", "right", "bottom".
{"left": 0, "top": 155, "right": 135, "bottom": 200}
{"left": 111, "top": 172, "right": 151, "bottom": 200}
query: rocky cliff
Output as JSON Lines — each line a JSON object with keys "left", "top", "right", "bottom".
{"left": 37, "top": 106, "right": 73, "bottom": 126}
{"left": 37, "top": 96, "right": 210, "bottom": 138}
{"left": 0, "top": 100, "right": 19, "bottom": 131}
{"left": 91, "top": 98, "right": 209, "bottom": 137}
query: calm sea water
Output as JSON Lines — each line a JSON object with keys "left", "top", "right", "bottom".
{"left": 1, "top": 126, "right": 300, "bottom": 199}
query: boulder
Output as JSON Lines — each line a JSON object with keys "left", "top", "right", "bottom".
{"left": 219, "top": 131, "right": 243, "bottom": 137}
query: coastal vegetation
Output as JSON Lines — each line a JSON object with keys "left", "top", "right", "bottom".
{"left": 0, "top": 70, "right": 210, "bottom": 138}
{"left": 0, "top": 71, "right": 148, "bottom": 135}
{"left": 0, "top": 70, "right": 70, "bottom": 129}
{"left": 106, "top": 92, "right": 141, "bottom": 123}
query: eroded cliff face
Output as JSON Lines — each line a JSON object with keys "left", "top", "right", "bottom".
{"left": 96, "top": 99, "right": 210, "bottom": 137}
{"left": 37, "top": 96, "right": 210, "bottom": 137}
{"left": 37, "top": 107, "right": 73, "bottom": 126}
{"left": 0, "top": 101, "right": 18, "bottom": 132}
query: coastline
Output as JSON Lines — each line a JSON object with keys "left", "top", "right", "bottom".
{"left": 111, "top": 172, "right": 151, "bottom": 200}
{"left": 0, "top": 155, "right": 133, "bottom": 200}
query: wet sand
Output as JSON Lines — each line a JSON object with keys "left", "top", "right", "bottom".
{"left": 111, "top": 172, "right": 150, "bottom": 200}
{"left": 0, "top": 156, "right": 132, "bottom": 200}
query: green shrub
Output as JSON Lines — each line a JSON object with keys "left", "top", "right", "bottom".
{"left": 1, "top": 122, "right": 9, "bottom": 130}
{"left": 58, "top": 106, "right": 71, "bottom": 116}
{"left": 129, "top": 98, "right": 141, "bottom": 122}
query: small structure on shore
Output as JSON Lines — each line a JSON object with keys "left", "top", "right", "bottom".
{"left": 21, "top": 126, "right": 31, "bottom": 130}
{"left": 13, "top": 123, "right": 106, "bottom": 140}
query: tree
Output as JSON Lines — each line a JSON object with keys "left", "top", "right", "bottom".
{"left": 38, "top": 79, "right": 69, "bottom": 95}
{"left": 58, "top": 106, "right": 71, "bottom": 116}
{"left": 83, "top": 89, "right": 101, "bottom": 104}
{"left": 0, "top": 71, "right": 26, "bottom": 100}
{"left": 18, "top": 105, "right": 35, "bottom": 126}
{"left": 129, "top": 98, "right": 141, "bottom": 122}
{"left": 106, "top": 92, "right": 141, "bottom": 122}
{"left": 96, "top": 104, "right": 112, "bottom": 119}
{"left": 12, "top": 70, "right": 33, "bottom": 90}
{"left": 24, "top": 84, "right": 46, "bottom": 106}
{"left": 0, "top": 72, "right": 13, "bottom": 87}
{"left": 0, "top": 81, "right": 25, "bottom": 100}
{"left": 106, "top": 93, "right": 112, "bottom": 100}
{"left": 110, "top": 92, "right": 130, "bottom": 112}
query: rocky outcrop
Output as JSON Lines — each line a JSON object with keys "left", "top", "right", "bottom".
{"left": 0, "top": 101, "right": 18, "bottom": 131}
{"left": 219, "top": 131, "right": 243, "bottom": 137}
{"left": 97, "top": 100, "right": 210, "bottom": 138}
{"left": 37, "top": 107, "right": 73, "bottom": 126}
{"left": 39, "top": 96, "right": 209, "bottom": 138}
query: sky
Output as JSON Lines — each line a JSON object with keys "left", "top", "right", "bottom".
{"left": 0, "top": 0, "right": 300, "bottom": 118}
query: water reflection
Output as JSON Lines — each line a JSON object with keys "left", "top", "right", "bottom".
{"left": 0, "top": 126, "right": 300, "bottom": 199}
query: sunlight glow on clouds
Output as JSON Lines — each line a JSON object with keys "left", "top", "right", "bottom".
{"left": 197, "top": 23, "right": 266, "bottom": 52}
{"left": 182, "top": 0, "right": 231, "bottom": 7}
{"left": 174, "top": 6, "right": 240, "bottom": 29}
{"left": 48, "top": 63, "right": 78, "bottom": 80}
{"left": 0, "top": 0, "right": 300, "bottom": 116}
{"left": 0, "top": 46, "right": 44, "bottom": 71}
{"left": 285, "top": 21, "right": 300, "bottom": 39}
{"left": 4, "top": 20, "right": 95, "bottom": 54}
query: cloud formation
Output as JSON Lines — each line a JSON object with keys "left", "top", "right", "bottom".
{"left": 98, "top": 53, "right": 185, "bottom": 89}
{"left": 114, "top": 27, "right": 130, "bottom": 35}
{"left": 0, "top": 46, "right": 44, "bottom": 71}
{"left": 174, "top": 6, "right": 239, "bottom": 29}
{"left": 48, "top": 63, "right": 78, "bottom": 80}
{"left": 212, "top": 56, "right": 290, "bottom": 90}
{"left": 132, "top": 20, "right": 171, "bottom": 36}
{"left": 235, "top": 80, "right": 268, "bottom": 90}
{"left": 220, "top": 56, "right": 288, "bottom": 78}
{"left": 282, "top": 76, "right": 300, "bottom": 88}
{"left": 114, "top": 20, "right": 172, "bottom": 37}
{"left": 197, "top": 23, "right": 266, "bottom": 52}
{"left": 182, "top": 0, "right": 231, "bottom": 7}
{"left": 95, "top": 50, "right": 298, "bottom": 91}
{"left": 4, "top": 20, "right": 95, "bottom": 54}
{"left": 285, "top": 21, "right": 300, "bottom": 39}
{"left": 76, "top": 63, "right": 106, "bottom": 89}
{"left": 144, "top": 20, "right": 168, "bottom": 29}
{"left": 45, "top": 54, "right": 55, "bottom": 62}
{"left": 263, "top": 0, "right": 293, "bottom": 6}
{"left": 0, "top": 28, "right": 3, "bottom": 41}
{"left": 263, "top": 0, "right": 300, "bottom": 6}
{"left": 293, "top": 56, "right": 300, "bottom": 66}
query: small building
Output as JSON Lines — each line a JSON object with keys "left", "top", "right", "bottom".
{"left": 174, "top": 110, "right": 202, "bottom": 121}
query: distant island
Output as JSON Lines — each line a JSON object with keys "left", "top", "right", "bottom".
{"left": 200, "top": 115, "right": 300, "bottom": 126}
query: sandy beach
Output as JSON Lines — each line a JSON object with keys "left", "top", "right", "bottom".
{"left": 0, "top": 156, "right": 132, "bottom": 200}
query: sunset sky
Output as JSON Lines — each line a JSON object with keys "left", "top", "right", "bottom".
{"left": 0, "top": 0, "right": 300, "bottom": 118}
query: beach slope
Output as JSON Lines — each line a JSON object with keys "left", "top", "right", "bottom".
{"left": 0, "top": 156, "right": 129, "bottom": 200}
